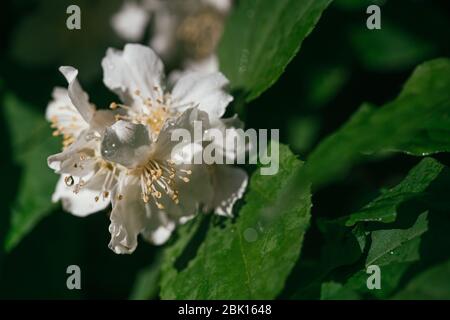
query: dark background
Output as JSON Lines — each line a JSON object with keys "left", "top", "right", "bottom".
{"left": 0, "top": 0, "right": 449, "bottom": 299}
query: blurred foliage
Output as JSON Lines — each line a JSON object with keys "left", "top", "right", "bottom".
{"left": 0, "top": 0, "right": 449, "bottom": 299}
{"left": 2, "top": 93, "right": 59, "bottom": 251}
{"left": 302, "top": 58, "right": 450, "bottom": 188}
{"left": 10, "top": 0, "right": 123, "bottom": 83}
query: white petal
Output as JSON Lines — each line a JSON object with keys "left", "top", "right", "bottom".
{"left": 175, "top": 163, "right": 214, "bottom": 216}
{"left": 52, "top": 176, "right": 109, "bottom": 217}
{"left": 153, "top": 108, "right": 210, "bottom": 161}
{"left": 47, "top": 132, "right": 98, "bottom": 174}
{"left": 108, "top": 175, "right": 176, "bottom": 253}
{"left": 209, "top": 165, "right": 247, "bottom": 217}
{"left": 150, "top": 5, "right": 179, "bottom": 60}
{"left": 206, "top": 115, "right": 246, "bottom": 163}
{"left": 171, "top": 72, "right": 233, "bottom": 120}
{"left": 168, "top": 55, "right": 219, "bottom": 85}
{"left": 141, "top": 209, "right": 176, "bottom": 246}
{"left": 59, "top": 66, "right": 95, "bottom": 123}
{"left": 152, "top": 163, "right": 213, "bottom": 222}
{"left": 101, "top": 44, "right": 165, "bottom": 106}
{"left": 101, "top": 120, "right": 151, "bottom": 168}
{"left": 109, "top": 176, "right": 146, "bottom": 254}
{"left": 111, "top": 2, "right": 150, "bottom": 41}
{"left": 46, "top": 87, "right": 89, "bottom": 139}
{"left": 203, "top": 0, "right": 233, "bottom": 13}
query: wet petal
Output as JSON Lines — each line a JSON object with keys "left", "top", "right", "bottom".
{"left": 101, "top": 120, "right": 151, "bottom": 168}
{"left": 52, "top": 175, "right": 110, "bottom": 217}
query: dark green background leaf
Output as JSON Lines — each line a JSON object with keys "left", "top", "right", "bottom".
{"left": 303, "top": 58, "right": 450, "bottom": 188}
{"left": 2, "top": 93, "right": 59, "bottom": 251}
{"left": 219, "top": 0, "right": 333, "bottom": 101}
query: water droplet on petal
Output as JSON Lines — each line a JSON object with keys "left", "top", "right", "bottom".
{"left": 65, "top": 175, "right": 74, "bottom": 187}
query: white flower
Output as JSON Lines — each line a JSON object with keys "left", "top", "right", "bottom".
{"left": 47, "top": 67, "right": 118, "bottom": 216}
{"left": 47, "top": 43, "right": 247, "bottom": 254}
{"left": 111, "top": 0, "right": 232, "bottom": 75}
{"left": 111, "top": 2, "right": 151, "bottom": 42}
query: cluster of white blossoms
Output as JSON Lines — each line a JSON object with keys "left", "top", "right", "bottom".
{"left": 47, "top": 44, "right": 247, "bottom": 254}
{"left": 111, "top": 0, "right": 232, "bottom": 75}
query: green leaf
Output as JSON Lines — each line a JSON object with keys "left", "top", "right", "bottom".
{"left": 393, "top": 260, "right": 450, "bottom": 299}
{"left": 160, "top": 144, "right": 311, "bottom": 299}
{"left": 343, "top": 158, "right": 445, "bottom": 226}
{"left": 365, "top": 211, "right": 428, "bottom": 267}
{"left": 219, "top": 0, "right": 333, "bottom": 101}
{"left": 302, "top": 58, "right": 450, "bottom": 188}
{"left": 2, "top": 94, "right": 59, "bottom": 251}
{"left": 321, "top": 211, "right": 429, "bottom": 300}
{"left": 317, "top": 158, "right": 450, "bottom": 299}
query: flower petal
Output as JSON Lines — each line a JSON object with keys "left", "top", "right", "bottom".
{"left": 150, "top": 5, "right": 179, "bottom": 61}
{"left": 111, "top": 2, "right": 150, "bottom": 41}
{"left": 153, "top": 107, "right": 210, "bottom": 161}
{"left": 171, "top": 72, "right": 233, "bottom": 120}
{"left": 168, "top": 55, "right": 219, "bottom": 85}
{"left": 47, "top": 132, "right": 99, "bottom": 174}
{"left": 204, "top": 0, "right": 233, "bottom": 13}
{"left": 140, "top": 209, "right": 176, "bottom": 246}
{"left": 59, "top": 66, "right": 95, "bottom": 123}
{"left": 206, "top": 115, "right": 246, "bottom": 163}
{"left": 101, "top": 44, "right": 165, "bottom": 106}
{"left": 108, "top": 174, "right": 176, "bottom": 253}
{"left": 52, "top": 176, "right": 110, "bottom": 217}
{"left": 208, "top": 165, "right": 248, "bottom": 217}
{"left": 109, "top": 175, "right": 147, "bottom": 254}
{"left": 46, "top": 87, "right": 88, "bottom": 139}
{"left": 101, "top": 120, "right": 151, "bottom": 168}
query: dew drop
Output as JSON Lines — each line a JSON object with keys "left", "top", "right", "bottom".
{"left": 64, "top": 175, "right": 74, "bottom": 187}
{"left": 243, "top": 228, "right": 258, "bottom": 243}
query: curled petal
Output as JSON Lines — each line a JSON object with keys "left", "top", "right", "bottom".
{"left": 59, "top": 66, "right": 95, "bottom": 123}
